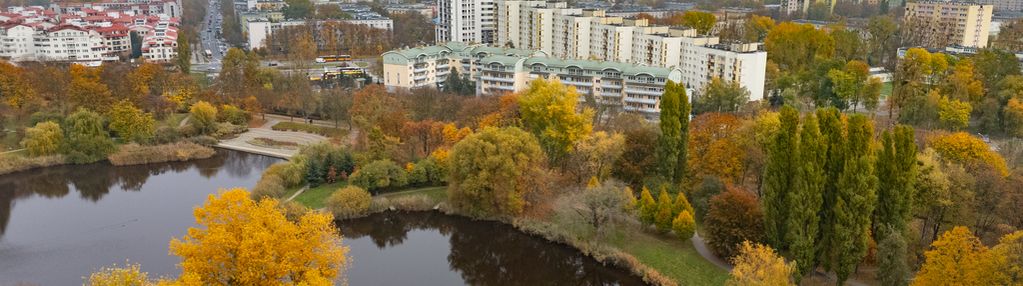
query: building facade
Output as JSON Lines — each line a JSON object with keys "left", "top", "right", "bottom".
{"left": 383, "top": 43, "right": 685, "bottom": 120}
{"left": 905, "top": 0, "right": 994, "bottom": 48}
{"left": 976, "top": 0, "right": 1023, "bottom": 12}
{"left": 435, "top": 0, "right": 496, "bottom": 44}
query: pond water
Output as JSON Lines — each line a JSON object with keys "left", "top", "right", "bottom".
{"left": 0, "top": 149, "right": 646, "bottom": 286}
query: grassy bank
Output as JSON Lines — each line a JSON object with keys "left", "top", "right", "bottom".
{"left": 0, "top": 153, "right": 65, "bottom": 176}
{"left": 271, "top": 122, "right": 348, "bottom": 138}
{"left": 289, "top": 182, "right": 347, "bottom": 209}
{"left": 107, "top": 142, "right": 216, "bottom": 166}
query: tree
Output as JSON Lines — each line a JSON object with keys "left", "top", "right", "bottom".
{"left": 786, "top": 112, "right": 825, "bottom": 278}
{"left": 518, "top": 79, "right": 593, "bottom": 163}
{"left": 168, "top": 188, "right": 348, "bottom": 285}
{"left": 913, "top": 226, "right": 987, "bottom": 285}
{"left": 576, "top": 181, "right": 631, "bottom": 233}
{"left": 832, "top": 115, "right": 877, "bottom": 284}
{"left": 705, "top": 187, "right": 765, "bottom": 258}
{"left": 943, "top": 59, "right": 984, "bottom": 103}
{"left": 873, "top": 125, "right": 917, "bottom": 238}
{"left": 928, "top": 132, "right": 1008, "bottom": 176}
{"left": 639, "top": 186, "right": 657, "bottom": 225}
{"left": 349, "top": 159, "right": 408, "bottom": 191}
{"left": 654, "top": 189, "right": 674, "bottom": 233}
{"left": 1004, "top": 98, "right": 1023, "bottom": 137}
{"left": 725, "top": 241, "right": 796, "bottom": 286}
{"left": 976, "top": 231, "right": 1023, "bottom": 285}
{"left": 877, "top": 225, "right": 910, "bottom": 286}
{"left": 108, "top": 100, "right": 155, "bottom": 143}
{"left": 21, "top": 121, "right": 63, "bottom": 156}
{"left": 63, "top": 108, "right": 115, "bottom": 164}
{"left": 831, "top": 27, "right": 864, "bottom": 62}
{"left": 764, "top": 22, "right": 834, "bottom": 71}
{"left": 176, "top": 35, "right": 191, "bottom": 73}
{"left": 693, "top": 78, "right": 750, "bottom": 114}
{"left": 681, "top": 11, "right": 716, "bottom": 35}
{"left": 612, "top": 116, "right": 658, "bottom": 187}
{"left": 866, "top": 16, "right": 898, "bottom": 67}
{"left": 0, "top": 61, "right": 37, "bottom": 114}
{"left": 189, "top": 101, "right": 218, "bottom": 135}
{"left": 742, "top": 15, "right": 774, "bottom": 43}
{"left": 764, "top": 106, "right": 798, "bottom": 250}
{"left": 87, "top": 263, "right": 150, "bottom": 286}
{"left": 673, "top": 192, "right": 694, "bottom": 218}
{"left": 321, "top": 88, "right": 353, "bottom": 128}
{"left": 283, "top": 0, "right": 314, "bottom": 19}
{"left": 657, "top": 80, "right": 690, "bottom": 184}
{"left": 937, "top": 96, "right": 971, "bottom": 131}
{"left": 815, "top": 107, "right": 845, "bottom": 270}
{"left": 447, "top": 127, "right": 547, "bottom": 218}
{"left": 827, "top": 60, "right": 880, "bottom": 111}
{"left": 68, "top": 64, "right": 113, "bottom": 112}
{"left": 672, "top": 211, "right": 696, "bottom": 240}
{"left": 326, "top": 186, "right": 372, "bottom": 219}
{"left": 566, "top": 131, "right": 625, "bottom": 184}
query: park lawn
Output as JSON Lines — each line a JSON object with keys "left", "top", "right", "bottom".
{"left": 880, "top": 81, "right": 893, "bottom": 99}
{"left": 607, "top": 229, "right": 729, "bottom": 286}
{"left": 293, "top": 181, "right": 347, "bottom": 209}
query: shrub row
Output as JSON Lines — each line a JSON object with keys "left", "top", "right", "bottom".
{"left": 0, "top": 154, "right": 65, "bottom": 176}
{"left": 107, "top": 142, "right": 216, "bottom": 166}
{"left": 251, "top": 161, "right": 306, "bottom": 199}
{"left": 271, "top": 121, "right": 346, "bottom": 137}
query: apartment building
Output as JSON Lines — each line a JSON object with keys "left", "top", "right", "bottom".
{"left": 493, "top": 1, "right": 767, "bottom": 100}
{"left": 382, "top": 43, "right": 683, "bottom": 120}
{"left": 435, "top": 0, "right": 497, "bottom": 44}
{"left": 905, "top": 0, "right": 994, "bottom": 48}
{"left": 976, "top": 0, "right": 1023, "bottom": 12}
{"left": 245, "top": 17, "right": 393, "bottom": 49}
{"left": 780, "top": 0, "right": 836, "bottom": 15}
{"left": 51, "top": 0, "right": 183, "bottom": 19}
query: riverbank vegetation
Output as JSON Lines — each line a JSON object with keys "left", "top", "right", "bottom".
{"left": 107, "top": 142, "right": 216, "bottom": 166}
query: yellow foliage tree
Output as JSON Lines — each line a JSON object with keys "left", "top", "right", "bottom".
{"left": 672, "top": 211, "right": 696, "bottom": 240}
{"left": 638, "top": 186, "right": 657, "bottom": 225}
{"left": 726, "top": 241, "right": 796, "bottom": 286}
{"left": 189, "top": 101, "right": 218, "bottom": 135}
{"left": 87, "top": 262, "right": 151, "bottom": 286}
{"left": 673, "top": 192, "right": 694, "bottom": 218}
{"left": 109, "top": 100, "right": 156, "bottom": 143}
{"left": 974, "top": 231, "right": 1023, "bottom": 285}
{"left": 654, "top": 189, "right": 674, "bottom": 233}
{"left": 21, "top": 121, "right": 63, "bottom": 156}
{"left": 325, "top": 186, "right": 372, "bottom": 219}
{"left": 913, "top": 226, "right": 987, "bottom": 286}
{"left": 688, "top": 113, "right": 746, "bottom": 183}
{"left": 168, "top": 188, "right": 348, "bottom": 285}
{"left": 1003, "top": 98, "right": 1023, "bottom": 137}
{"left": 517, "top": 79, "right": 594, "bottom": 163}
{"left": 937, "top": 95, "right": 971, "bottom": 131}
{"left": 928, "top": 132, "right": 1008, "bottom": 176}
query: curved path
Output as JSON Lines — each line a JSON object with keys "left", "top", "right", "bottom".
{"left": 692, "top": 232, "right": 870, "bottom": 286}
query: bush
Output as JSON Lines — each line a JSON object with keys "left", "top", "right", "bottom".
{"left": 29, "top": 111, "right": 63, "bottom": 126}
{"left": 62, "top": 108, "right": 115, "bottom": 164}
{"left": 278, "top": 200, "right": 309, "bottom": 222}
{"left": 189, "top": 101, "right": 218, "bottom": 135}
{"left": 704, "top": 188, "right": 765, "bottom": 259}
{"left": 654, "top": 189, "right": 674, "bottom": 233}
{"left": 408, "top": 158, "right": 444, "bottom": 186}
{"left": 299, "top": 143, "right": 355, "bottom": 187}
{"left": 672, "top": 211, "right": 696, "bottom": 240}
{"left": 326, "top": 186, "right": 372, "bottom": 219}
{"left": 272, "top": 121, "right": 346, "bottom": 137}
{"left": 106, "top": 142, "right": 216, "bottom": 166}
{"left": 219, "top": 104, "right": 250, "bottom": 125}
{"left": 152, "top": 126, "right": 181, "bottom": 144}
{"left": 251, "top": 175, "right": 286, "bottom": 199}
{"left": 186, "top": 135, "right": 218, "bottom": 146}
{"left": 349, "top": 159, "right": 407, "bottom": 192}
{"left": 0, "top": 154, "right": 65, "bottom": 175}
{"left": 263, "top": 162, "right": 305, "bottom": 188}
{"left": 21, "top": 121, "right": 63, "bottom": 156}
{"left": 638, "top": 187, "right": 656, "bottom": 225}
{"left": 212, "top": 122, "right": 247, "bottom": 139}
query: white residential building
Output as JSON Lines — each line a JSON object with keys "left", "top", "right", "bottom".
{"left": 435, "top": 0, "right": 497, "bottom": 44}
{"left": 245, "top": 17, "right": 393, "bottom": 49}
{"left": 905, "top": 0, "right": 994, "bottom": 48}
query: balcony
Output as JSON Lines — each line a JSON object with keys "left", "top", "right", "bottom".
{"left": 625, "top": 88, "right": 663, "bottom": 96}
{"left": 624, "top": 97, "right": 657, "bottom": 105}
{"left": 481, "top": 75, "right": 515, "bottom": 83}
{"left": 414, "top": 67, "right": 429, "bottom": 73}
{"left": 413, "top": 74, "right": 428, "bottom": 81}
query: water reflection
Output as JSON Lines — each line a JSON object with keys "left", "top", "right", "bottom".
{"left": 0, "top": 150, "right": 280, "bottom": 285}
{"left": 339, "top": 211, "right": 646, "bottom": 286}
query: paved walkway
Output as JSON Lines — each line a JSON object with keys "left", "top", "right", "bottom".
{"left": 216, "top": 119, "right": 328, "bottom": 159}
{"left": 262, "top": 113, "right": 360, "bottom": 146}
{"left": 691, "top": 232, "right": 732, "bottom": 270}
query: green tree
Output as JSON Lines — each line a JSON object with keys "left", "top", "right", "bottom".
{"left": 693, "top": 77, "right": 750, "bottom": 114}
{"left": 764, "top": 22, "right": 835, "bottom": 71}
{"left": 832, "top": 115, "right": 877, "bottom": 284}
{"left": 672, "top": 211, "right": 696, "bottom": 240}
{"left": 816, "top": 107, "right": 845, "bottom": 271}
{"left": 764, "top": 106, "right": 798, "bottom": 250}
{"left": 62, "top": 108, "right": 115, "bottom": 164}
{"left": 283, "top": 0, "right": 314, "bottom": 19}
{"left": 654, "top": 189, "right": 674, "bottom": 233}
{"left": 518, "top": 79, "right": 593, "bottom": 163}
{"left": 877, "top": 225, "right": 910, "bottom": 286}
{"left": 189, "top": 101, "right": 218, "bottom": 135}
{"left": 108, "top": 100, "right": 155, "bottom": 143}
{"left": 349, "top": 159, "right": 408, "bottom": 191}
{"left": 873, "top": 125, "right": 917, "bottom": 238}
{"left": 639, "top": 186, "right": 657, "bottom": 225}
{"left": 786, "top": 112, "right": 825, "bottom": 278}
{"left": 21, "top": 121, "right": 64, "bottom": 156}
{"left": 176, "top": 34, "right": 191, "bottom": 73}
{"left": 937, "top": 96, "right": 971, "bottom": 131}
{"left": 681, "top": 11, "right": 716, "bottom": 35}
{"left": 656, "top": 80, "right": 690, "bottom": 184}
{"left": 673, "top": 191, "right": 694, "bottom": 218}
{"left": 447, "top": 127, "right": 546, "bottom": 218}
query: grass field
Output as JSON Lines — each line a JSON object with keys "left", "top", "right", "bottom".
{"left": 608, "top": 229, "right": 729, "bottom": 286}
{"left": 291, "top": 182, "right": 347, "bottom": 209}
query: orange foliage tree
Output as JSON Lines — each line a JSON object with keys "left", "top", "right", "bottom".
{"left": 688, "top": 113, "right": 747, "bottom": 183}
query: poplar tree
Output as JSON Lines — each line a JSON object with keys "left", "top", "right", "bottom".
{"left": 873, "top": 125, "right": 917, "bottom": 239}
{"left": 785, "top": 113, "right": 825, "bottom": 278}
{"left": 833, "top": 115, "right": 878, "bottom": 284}
{"left": 815, "top": 107, "right": 845, "bottom": 271}
{"left": 657, "top": 80, "right": 690, "bottom": 184}
{"left": 763, "top": 106, "right": 799, "bottom": 250}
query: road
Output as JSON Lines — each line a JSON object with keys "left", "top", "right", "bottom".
{"left": 193, "top": 0, "right": 226, "bottom": 73}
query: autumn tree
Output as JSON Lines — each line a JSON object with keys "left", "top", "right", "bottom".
{"left": 672, "top": 210, "right": 696, "bottom": 240}
{"left": 63, "top": 108, "right": 115, "bottom": 164}
{"left": 742, "top": 15, "right": 774, "bottom": 43}
{"left": 976, "top": 231, "right": 1023, "bottom": 285}
{"left": 68, "top": 64, "right": 113, "bottom": 112}
{"left": 21, "top": 121, "right": 63, "bottom": 156}
{"left": 764, "top": 106, "right": 798, "bottom": 250}
{"left": 726, "top": 241, "right": 796, "bottom": 286}
{"left": 0, "top": 61, "right": 37, "bottom": 114}
{"left": 566, "top": 131, "right": 625, "bottom": 184}
{"left": 657, "top": 80, "right": 690, "bottom": 184}
{"left": 877, "top": 225, "right": 910, "bottom": 286}
{"left": 447, "top": 127, "right": 546, "bottom": 218}
{"left": 611, "top": 115, "right": 658, "bottom": 187}
{"left": 828, "top": 60, "right": 881, "bottom": 111}
{"left": 693, "top": 78, "right": 750, "bottom": 114}
{"left": 873, "top": 125, "right": 917, "bottom": 238}
{"left": 109, "top": 100, "right": 156, "bottom": 143}
{"left": 928, "top": 132, "right": 1008, "bottom": 176}
{"left": 518, "top": 79, "right": 593, "bottom": 163}
{"left": 786, "top": 112, "right": 825, "bottom": 278}
{"left": 832, "top": 115, "right": 878, "bottom": 284}
{"left": 576, "top": 180, "right": 632, "bottom": 233}
{"left": 326, "top": 186, "right": 372, "bottom": 219}
{"left": 937, "top": 95, "right": 971, "bottom": 131}
{"left": 705, "top": 187, "right": 765, "bottom": 258}
{"left": 764, "top": 22, "right": 834, "bottom": 71}
{"left": 654, "top": 189, "right": 675, "bottom": 233}
{"left": 680, "top": 11, "right": 716, "bottom": 35}
{"left": 639, "top": 186, "right": 657, "bottom": 225}
{"left": 168, "top": 188, "right": 348, "bottom": 285}
{"left": 189, "top": 101, "right": 218, "bottom": 135}
{"left": 176, "top": 35, "right": 191, "bottom": 73}
{"left": 913, "top": 226, "right": 987, "bottom": 285}
{"left": 87, "top": 263, "right": 151, "bottom": 286}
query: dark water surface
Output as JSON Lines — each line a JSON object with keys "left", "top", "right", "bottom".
{"left": 339, "top": 211, "right": 646, "bottom": 286}
{"left": 0, "top": 150, "right": 280, "bottom": 285}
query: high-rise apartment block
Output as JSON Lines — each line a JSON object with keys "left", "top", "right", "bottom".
{"left": 435, "top": 0, "right": 497, "bottom": 44}
{"left": 905, "top": 1, "right": 993, "bottom": 48}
